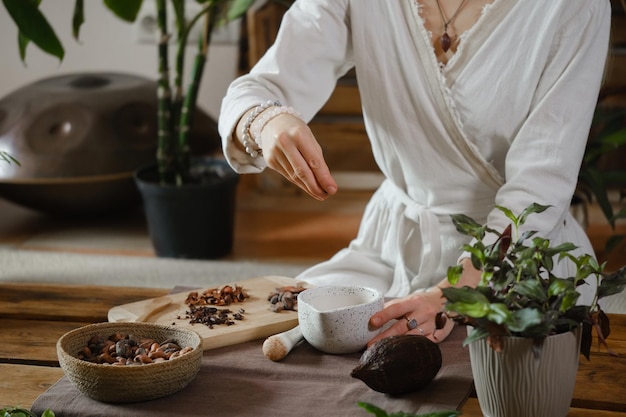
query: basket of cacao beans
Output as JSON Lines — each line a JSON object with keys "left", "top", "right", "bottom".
{"left": 57, "top": 322, "right": 202, "bottom": 403}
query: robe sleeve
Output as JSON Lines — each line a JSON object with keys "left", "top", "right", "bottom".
{"left": 480, "top": 1, "right": 611, "bottom": 248}
{"left": 218, "top": 0, "right": 354, "bottom": 173}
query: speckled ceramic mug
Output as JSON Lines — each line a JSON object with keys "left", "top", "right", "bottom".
{"left": 297, "top": 285, "right": 384, "bottom": 354}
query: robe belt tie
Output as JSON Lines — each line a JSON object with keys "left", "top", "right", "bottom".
{"left": 385, "top": 180, "right": 443, "bottom": 296}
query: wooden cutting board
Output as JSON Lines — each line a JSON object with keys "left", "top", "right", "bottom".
{"left": 107, "top": 275, "right": 305, "bottom": 351}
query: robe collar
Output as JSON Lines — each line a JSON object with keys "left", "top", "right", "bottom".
{"left": 403, "top": 0, "right": 512, "bottom": 191}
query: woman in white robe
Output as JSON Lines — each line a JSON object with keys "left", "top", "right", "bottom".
{"left": 218, "top": 0, "right": 611, "bottom": 343}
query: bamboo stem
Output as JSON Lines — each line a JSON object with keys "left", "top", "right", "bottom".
{"left": 156, "top": 0, "right": 173, "bottom": 184}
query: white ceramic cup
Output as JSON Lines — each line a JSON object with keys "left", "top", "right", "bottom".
{"left": 297, "top": 285, "right": 384, "bottom": 354}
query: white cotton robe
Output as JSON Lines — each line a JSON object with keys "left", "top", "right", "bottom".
{"left": 219, "top": 0, "right": 611, "bottom": 304}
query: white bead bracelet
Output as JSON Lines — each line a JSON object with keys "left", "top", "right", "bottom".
{"left": 241, "top": 100, "right": 281, "bottom": 158}
{"left": 250, "top": 105, "right": 302, "bottom": 147}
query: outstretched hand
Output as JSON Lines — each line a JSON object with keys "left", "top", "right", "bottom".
{"left": 259, "top": 114, "right": 337, "bottom": 201}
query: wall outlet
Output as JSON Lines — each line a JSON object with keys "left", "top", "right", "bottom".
{"left": 133, "top": 1, "right": 159, "bottom": 44}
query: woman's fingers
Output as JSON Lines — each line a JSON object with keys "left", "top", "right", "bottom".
{"left": 261, "top": 115, "right": 337, "bottom": 200}
{"left": 275, "top": 130, "right": 334, "bottom": 200}
{"left": 367, "top": 290, "right": 451, "bottom": 346}
{"left": 272, "top": 150, "right": 326, "bottom": 200}
{"left": 368, "top": 313, "right": 453, "bottom": 346}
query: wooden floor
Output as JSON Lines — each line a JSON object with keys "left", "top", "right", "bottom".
{"left": 0, "top": 176, "right": 370, "bottom": 265}
{"left": 0, "top": 175, "right": 624, "bottom": 272}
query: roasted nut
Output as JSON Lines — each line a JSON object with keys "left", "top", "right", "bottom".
{"left": 267, "top": 286, "right": 306, "bottom": 313}
{"left": 75, "top": 333, "right": 193, "bottom": 366}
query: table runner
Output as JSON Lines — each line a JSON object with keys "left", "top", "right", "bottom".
{"left": 32, "top": 325, "right": 472, "bottom": 417}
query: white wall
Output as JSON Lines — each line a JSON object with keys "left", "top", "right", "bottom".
{"left": 0, "top": 0, "right": 241, "bottom": 118}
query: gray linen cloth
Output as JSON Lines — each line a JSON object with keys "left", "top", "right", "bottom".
{"left": 32, "top": 326, "right": 473, "bottom": 416}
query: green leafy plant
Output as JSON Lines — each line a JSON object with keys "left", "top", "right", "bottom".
{"left": 1, "top": 407, "right": 54, "bottom": 417}
{"left": 578, "top": 90, "right": 626, "bottom": 253}
{"left": 357, "top": 402, "right": 460, "bottom": 417}
{"left": 2, "top": 0, "right": 259, "bottom": 185}
{"left": 437, "top": 203, "right": 626, "bottom": 359}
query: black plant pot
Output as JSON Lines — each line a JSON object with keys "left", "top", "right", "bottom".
{"left": 134, "top": 158, "right": 239, "bottom": 259}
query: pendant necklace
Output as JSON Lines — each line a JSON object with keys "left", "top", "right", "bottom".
{"left": 435, "top": 0, "right": 469, "bottom": 52}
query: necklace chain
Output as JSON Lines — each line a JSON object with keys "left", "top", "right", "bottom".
{"left": 435, "top": 0, "right": 469, "bottom": 52}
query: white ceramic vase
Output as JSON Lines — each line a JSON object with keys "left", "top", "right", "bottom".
{"left": 468, "top": 327, "right": 582, "bottom": 417}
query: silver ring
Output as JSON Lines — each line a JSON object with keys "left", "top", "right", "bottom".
{"left": 417, "top": 326, "right": 425, "bottom": 335}
{"left": 405, "top": 316, "right": 418, "bottom": 331}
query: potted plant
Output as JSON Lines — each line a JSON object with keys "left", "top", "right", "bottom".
{"left": 436, "top": 203, "right": 626, "bottom": 417}
{"left": 576, "top": 87, "right": 626, "bottom": 254}
{"left": 2, "top": 0, "right": 264, "bottom": 259}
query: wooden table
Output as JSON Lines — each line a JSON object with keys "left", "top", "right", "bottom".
{"left": 1, "top": 282, "right": 625, "bottom": 416}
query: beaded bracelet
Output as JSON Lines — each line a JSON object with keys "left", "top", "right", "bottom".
{"left": 241, "top": 100, "right": 281, "bottom": 158}
{"left": 250, "top": 105, "right": 302, "bottom": 147}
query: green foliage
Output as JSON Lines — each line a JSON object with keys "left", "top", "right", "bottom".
{"left": 441, "top": 204, "right": 626, "bottom": 359}
{"left": 1, "top": 407, "right": 54, "bottom": 417}
{"left": 357, "top": 402, "right": 460, "bottom": 417}
{"left": 2, "top": 0, "right": 64, "bottom": 61}
{"left": 579, "top": 92, "right": 626, "bottom": 252}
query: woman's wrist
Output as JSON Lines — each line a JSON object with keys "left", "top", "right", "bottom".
{"left": 250, "top": 105, "right": 300, "bottom": 145}
{"left": 235, "top": 100, "right": 303, "bottom": 158}
{"left": 239, "top": 100, "right": 282, "bottom": 158}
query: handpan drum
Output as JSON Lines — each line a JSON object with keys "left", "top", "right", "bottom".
{"left": 0, "top": 72, "right": 217, "bottom": 216}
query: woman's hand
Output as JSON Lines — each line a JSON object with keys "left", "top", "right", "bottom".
{"left": 366, "top": 258, "right": 481, "bottom": 346}
{"left": 260, "top": 113, "right": 337, "bottom": 201}
{"left": 367, "top": 287, "right": 454, "bottom": 346}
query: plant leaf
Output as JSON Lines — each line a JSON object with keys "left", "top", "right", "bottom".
{"left": 225, "top": 0, "right": 256, "bottom": 21}
{"left": 605, "top": 234, "right": 625, "bottom": 255}
{"left": 600, "top": 125, "right": 626, "bottom": 147}
{"left": 18, "top": 30, "right": 29, "bottom": 62}
{"left": 0, "top": 151, "right": 20, "bottom": 166}
{"left": 357, "top": 402, "right": 388, "bottom": 417}
{"left": 598, "top": 265, "right": 626, "bottom": 299}
{"left": 495, "top": 205, "right": 517, "bottom": 225}
{"left": 72, "top": 0, "right": 85, "bottom": 40}
{"left": 495, "top": 224, "right": 512, "bottom": 261}
{"left": 580, "top": 320, "right": 592, "bottom": 360}
{"left": 515, "top": 280, "right": 548, "bottom": 302}
{"left": 579, "top": 167, "right": 614, "bottom": 227}
{"left": 446, "top": 301, "right": 490, "bottom": 318}
{"left": 545, "top": 242, "right": 578, "bottom": 257}
{"left": 486, "top": 303, "right": 512, "bottom": 325}
{"left": 613, "top": 207, "right": 626, "bottom": 221}
{"left": 548, "top": 278, "right": 575, "bottom": 298}
{"left": 595, "top": 309, "right": 611, "bottom": 340}
{"left": 517, "top": 229, "right": 537, "bottom": 244}
{"left": 446, "top": 264, "right": 463, "bottom": 287}
{"left": 563, "top": 305, "right": 589, "bottom": 324}
{"left": 103, "top": 0, "right": 143, "bottom": 22}
{"left": 450, "top": 213, "right": 485, "bottom": 239}
{"left": 441, "top": 286, "right": 489, "bottom": 304}
{"left": 558, "top": 290, "right": 580, "bottom": 312}
{"left": 463, "top": 326, "right": 490, "bottom": 346}
{"left": 507, "top": 308, "right": 543, "bottom": 333}
{"left": 3, "top": 0, "right": 64, "bottom": 61}
{"left": 357, "top": 402, "right": 461, "bottom": 417}
{"left": 518, "top": 203, "right": 551, "bottom": 226}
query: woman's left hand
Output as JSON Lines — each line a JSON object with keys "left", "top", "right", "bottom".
{"left": 367, "top": 287, "right": 454, "bottom": 346}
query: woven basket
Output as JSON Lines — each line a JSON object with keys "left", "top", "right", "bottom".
{"left": 57, "top": 322, "right": 202, "bottom": 403}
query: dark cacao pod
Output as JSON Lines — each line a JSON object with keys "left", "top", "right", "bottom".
{"left": 350, "top": 334, "right": 442, "bottom": 395}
